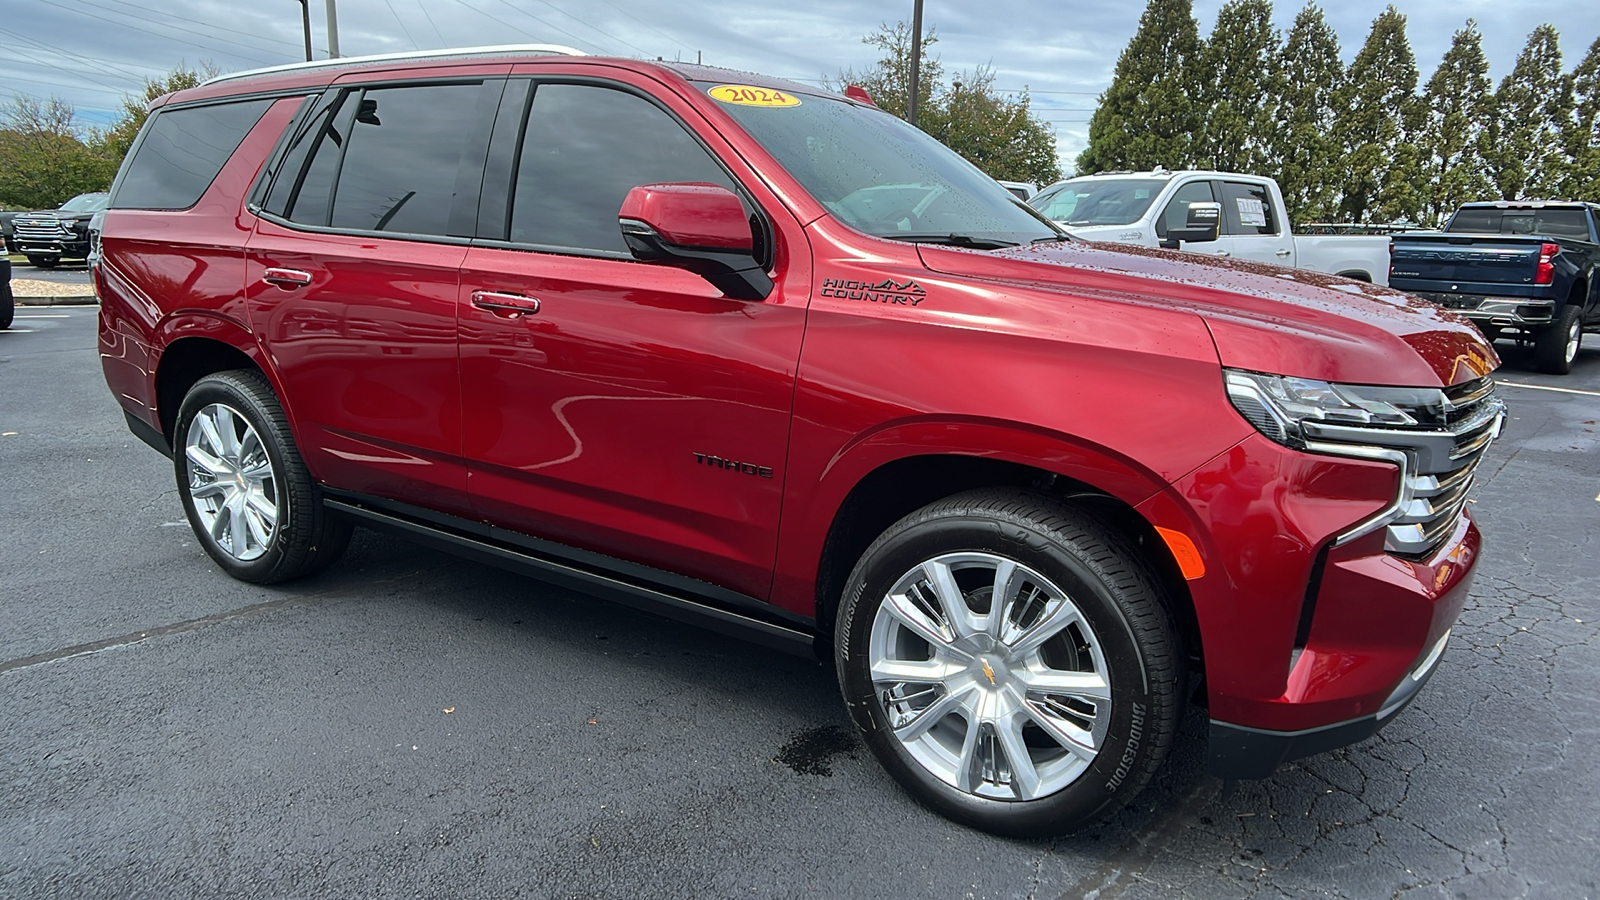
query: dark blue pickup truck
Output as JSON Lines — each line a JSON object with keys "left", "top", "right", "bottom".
{"left": 1389, "top": 202, "right": 1599, "bottom": 374}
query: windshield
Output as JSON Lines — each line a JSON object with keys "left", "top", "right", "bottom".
{"left": 59, "top": 193, "right": 109, "bottom": 213}
{"left": 1029, "top": 178, "right": 1166, "bottom": 226}
{"left": 700, "top": 83, "right": 1062, "bottom": 247}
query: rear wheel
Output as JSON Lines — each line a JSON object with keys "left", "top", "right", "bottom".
{"left": 1533, "top": 305, "right": 1582, "bottom": 375}
{"left": 174, "top": 370, "right": 351, "bottom": 583}
{"left": 834, "top": 489, "right": 1184, "bottom": 837}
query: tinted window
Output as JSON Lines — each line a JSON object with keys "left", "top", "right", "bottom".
{"left": 1446, "top": 208, "right": 1593, "bottom": 240}
{"left": 272, "top": 95, "right": 356, "bottom": 225}
{"left": 1220, "top": 181, "right": 1277, "bottom": 236}
{"left": 1156, "top": 181, "right": 1215, "bottom": 238}
{"left": 112, "top": 99, "right": 274, "bottom": 210}
{"left": 510, "top": 84, "right": 735, "bottom": 253}
{"left": 325, "top": 84, "right": 486, "bottom": 235}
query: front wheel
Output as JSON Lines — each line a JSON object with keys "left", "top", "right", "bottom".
{"left": 174, "top": 370, "right": 351, "bottom": 583}
{"left": 835, "top": 489, "right": 1184, "bottom": 837}
{"left": 26, "top": 255, "right": 58, "bottom": 269}
{"left": 1533, "top": 305, "right": 1582, "bottom": 375}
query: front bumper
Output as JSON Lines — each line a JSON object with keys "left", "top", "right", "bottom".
{"left": 1208, "top": 627, "right": 1451, "bottom": 778}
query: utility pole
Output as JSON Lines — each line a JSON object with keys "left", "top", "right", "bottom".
{"left": 325, "top": 0, "right": 341, "bottom": 58}
{"left": 293, "top": 0, "right": 312, "bottom": 61}
{"left": 907, "top": 0, "right": 924, "bottom": 127}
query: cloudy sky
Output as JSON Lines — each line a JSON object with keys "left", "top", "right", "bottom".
{"left": 6, "top": 0, "right": 1599, "bottom": 173}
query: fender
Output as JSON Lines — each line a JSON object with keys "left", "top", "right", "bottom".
{"left": 149, "top": 311, "right": 302, "bottom": 453}
{"left": 768, "top": 416, "right": 1189, "bottom": 618}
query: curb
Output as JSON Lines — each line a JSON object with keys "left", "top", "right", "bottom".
{"left": 15, "top": 295, "right": 98, "bottom": 306}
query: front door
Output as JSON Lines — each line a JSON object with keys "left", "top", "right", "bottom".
{"left": 459, "top": 77, "right": 809, "bottom": 599}
{"left": 1210, "top": 180, "right": 1294, "bottom": 265}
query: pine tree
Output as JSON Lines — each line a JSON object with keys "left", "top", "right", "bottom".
{"left": 1560, "top": 35, "right": 1600, "bottom": 200}
{"left": 1416, "top": 21, "right": 1494, "bottom": 225}
{"left": 1197, "top": 0, "right": 1279, "bottom": 173}
{"left": 1077, "top": 0, "right": 1204, "bottom": 174}
{"left": 1268, "top": 4, "right": 1345, "bottom": 223}
{"left": 1334, "top": 6, "right": 1423, "bottom": 223}
{"left": 1486, "top": 25, "right": 1572, "bottom": 200}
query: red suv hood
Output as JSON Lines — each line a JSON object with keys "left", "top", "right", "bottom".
{"left": 918, "top": 241, "right": 1498, "bottom": 387}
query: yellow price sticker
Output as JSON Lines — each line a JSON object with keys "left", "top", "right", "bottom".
{"left": 709, "top": 84, "right": 801, "bottom": 108}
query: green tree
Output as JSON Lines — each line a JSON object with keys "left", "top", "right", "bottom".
{"left": 836, "top": 23, "right": 1061, "bottom": 185}
{"left": 1559, "top": 35, "right": 1600, "bottom": 199}
{"left": 1416, "top": 21, "right": 1495, "bottom": 224}
{"left": 1334, "top": 6, "right": 1422, "bottom": 223}
{"left": 1268, "top": 4, "right": 1344, "bottom": 223}
{"left": 91, "top": 63, "right": 219, "bottom": 164}
{"left": 1077, "top": 0, "right": 1204, "bottom": 174}
{"left": 1197, "top": 0, "right": 1279, "bottom": 173}
{"left": 0, "top": 95, "right": 117, "bottom": 210}
{"left": 1485, "top": 25, "right": 1572, "bottom": 200}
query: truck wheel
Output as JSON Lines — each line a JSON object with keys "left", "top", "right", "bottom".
{"left": 0, "top": 285, "right": 12, "bottom": 330}
{"left": 834, "top": 489, "right": 1184, "bottom": 837}
{"left": 26, "top": 256, "right": 58, "bottom": 269}
{"left": 174, "top": 370, "right": 351, "bottom": 583}
{"left": 1532, "top": 306, "right": 1582, "bottom": 375}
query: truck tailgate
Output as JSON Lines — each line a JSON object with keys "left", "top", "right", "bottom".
{"left": 1388, "top": 233, "right": 1545, "bottom": 296}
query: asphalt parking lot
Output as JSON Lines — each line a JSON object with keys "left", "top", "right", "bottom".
{"left": 2, "top": 308, "right": 1597, "bottom": 899}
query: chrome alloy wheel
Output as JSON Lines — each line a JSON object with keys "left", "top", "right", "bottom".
{"left": 1566, "top": 317, "right": 1581, "bottom": 365}
{"left": 184, "top": 402, "right": 278, "bottom": 562}
{"left": 868, "top": 552, "right": 1111, "bottom": 801}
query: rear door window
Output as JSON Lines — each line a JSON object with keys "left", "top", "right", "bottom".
{"left": 112, "top": 99, "right": 275, "bottom": 210}
{"left": 265, "top": 82, "right": 495, "bottom": 236}
{"left": 1219, "top": 181, "right": 1278, "bottom": 236}
{"left": 507, "top": 83, "right": 735, "bottom": 254}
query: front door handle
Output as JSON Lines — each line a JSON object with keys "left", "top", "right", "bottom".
{"left": 1275, "top": 249, "right": 1292, "bottom": 258}
{"left": 261, "top": 267, "right": 312, "bottom": 288}
{"left": 1213, "top": 250, "right": 1231, "bottom": 257}
{"left": 471, "top": 290, "right": 542, "bottom": 319}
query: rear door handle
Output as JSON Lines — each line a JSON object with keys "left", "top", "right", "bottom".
{"left": 261, "top": 267, "right": 312, "bottom": 288}
{"left": 1275, "top": 249, "right": 1292, "bottom": 258}
{"left": 470, "top": 290, "right": 541, "bottom": 319}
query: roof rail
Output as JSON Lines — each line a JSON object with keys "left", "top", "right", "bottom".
{"left": 202, "top": 44, "right": 586, "bottom": 87}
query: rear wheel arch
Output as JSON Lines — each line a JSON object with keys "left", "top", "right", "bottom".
{"left": 1336, "top": 270, "right": 1372, "bottom": 283}
{"left": 155, "top": 336, "right": 268, "bottom": 445}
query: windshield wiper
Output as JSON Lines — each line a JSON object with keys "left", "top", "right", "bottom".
{"left": 894, "top": 233, "right": 1019, "bottom": 250}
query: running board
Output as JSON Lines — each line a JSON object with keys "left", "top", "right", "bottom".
{"left": 323, "top": 497, "right": 818, "bottom": 657}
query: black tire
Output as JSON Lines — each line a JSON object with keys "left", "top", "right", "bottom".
{"left": 1475, "top": 323, "right": 1502, "bottom": 343}
{"left": 26, "top": 256, "right": 58, "bottom": 269}
{"left": 0, "top": 280, "right": 12, "bottom": 330}
{"left": 834, "top": 489, "right": 1184, "bottom": 837}
{"left": 1532, "top": 304, "right": 1582, "bottom": 375}
{"left": 173, "top": 370, "right": 351, "bottom": 583}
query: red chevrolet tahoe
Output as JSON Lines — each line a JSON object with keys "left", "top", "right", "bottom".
{"left": 95, "top": 47, "right": 1504, "bottom": 837}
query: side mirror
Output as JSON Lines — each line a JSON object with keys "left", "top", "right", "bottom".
{"left": 1166, "top": 201, "right": 1221, "bottom": 246}
{"left": 618, "top": 183, "right": 772, "bottom": 300}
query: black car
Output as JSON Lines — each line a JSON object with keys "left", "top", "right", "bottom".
{"left": 10, "top": 192, "right": 109, "bottom": 268}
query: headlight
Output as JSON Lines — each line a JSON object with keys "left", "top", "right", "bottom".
{"left": 1224, "top": 369, "right": 1441, "bottom": 448}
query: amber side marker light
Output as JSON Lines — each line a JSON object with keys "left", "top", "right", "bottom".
{"left": 1155, "top": 527, "right": 1206, "bottom": 580}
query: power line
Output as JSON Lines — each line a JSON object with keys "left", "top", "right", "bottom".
{"left": 0, "top": 25, "right": 161, "bottom": 84}
{"left": 415, "top": 0, "right": 447, "bottom": 46}
{"left": 445, "top": 0, "right": 599, "bottom": 54}
{"left": 482, "top": 0, "right": 607, "bottom": 54}
{"left": 103, "top": 0, "right": 306, "bottom": 53}
{"left": 587, "top": 0, "right": 695, "bottom": 58}
{"left": 525, "top": 0, "right": 651, "bottom": 57}
{"left": 58, "top": 0, "right": 282, "bottom": 65}
{"left": 383, "top": 0, "right": 422, "bottom": 50}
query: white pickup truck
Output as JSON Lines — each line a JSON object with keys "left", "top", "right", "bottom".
{"left": 1029, "top": 170, "right": 1391, "bottom": 286}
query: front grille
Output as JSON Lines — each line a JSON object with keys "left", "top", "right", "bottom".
{"left": 13, "top": 218, "right": 70, "bottom": 241}
{"left": 1303, "top": 376, "right": 1504, "bottom": 559}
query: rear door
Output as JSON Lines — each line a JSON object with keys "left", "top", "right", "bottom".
{"left": 244, "top": 71, "right": 505, "bottom": 516}
{"left": 1210, "top": 179, "right": 1294, "bottom": 264}
{"left": 457, "top": 70, "right": 811, "bottom": 599}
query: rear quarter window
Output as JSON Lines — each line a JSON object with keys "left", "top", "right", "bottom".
{"left": 111, "top": 99, "right": 275, "bottom": 210}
